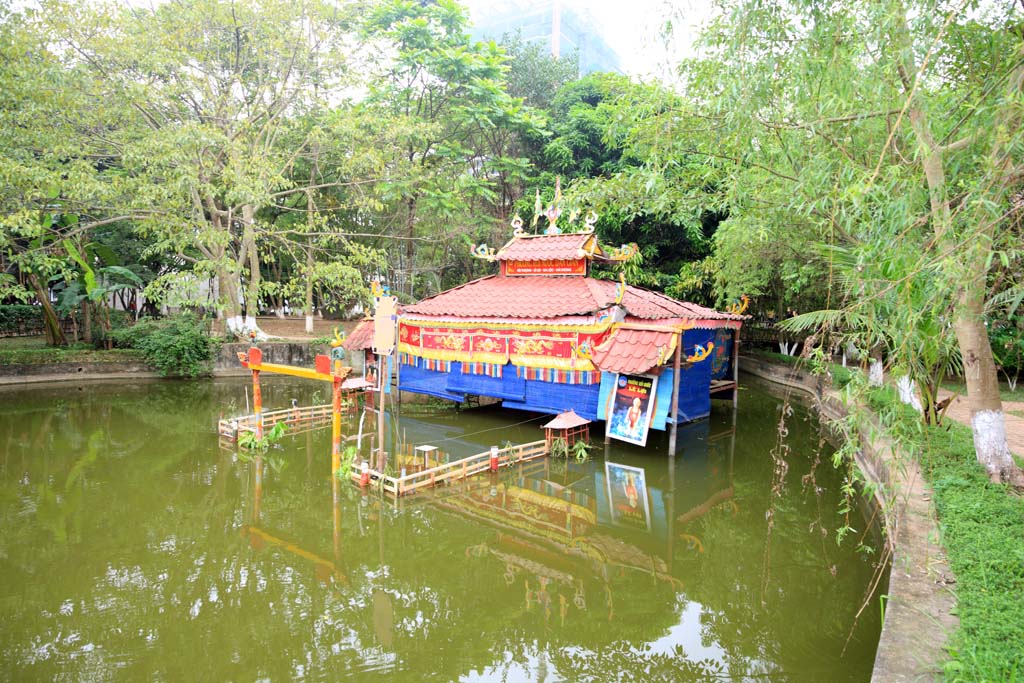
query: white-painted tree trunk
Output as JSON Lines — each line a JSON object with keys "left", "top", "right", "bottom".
{"left": 869, "top": 359, "right": 884, "bottom": 387}
{"left": 305, "top": 315, "right": 314, "bottom": 334}
{"left": 226, "top": 315, "right": 268, "bottom": 341}
{"left": 896, "top": 375, "right": 923, "bottom": 412}
{"left": 971, "top": 410, "right": 1017, "bottom": 481}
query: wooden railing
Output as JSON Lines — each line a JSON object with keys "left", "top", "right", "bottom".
{"left": 218, "top": 403, "right": 342, "bottom": 441}
{"left": 351, "top": 440, "right": 549, "bottom": 497}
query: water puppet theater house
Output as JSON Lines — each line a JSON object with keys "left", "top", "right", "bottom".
{"left": 396, "top": 214, "right": 746, "bottom": 452}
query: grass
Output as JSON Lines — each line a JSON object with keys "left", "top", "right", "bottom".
{"left": 858, "top": 386, "right": 1024, "bottom": 682}
{"left": 942, "top": 378, "right": 1023, "bottom": 404}
{"left": 0, "top": 335, "right": 143, "bottom": 365}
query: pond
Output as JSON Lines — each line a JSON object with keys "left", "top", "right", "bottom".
{"left": 0, "top": 376, "right": 884, "bottom": 681}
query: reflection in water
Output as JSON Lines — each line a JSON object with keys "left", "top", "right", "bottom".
{"left": 0, "top": 378, "right": 883, "bottom": 682}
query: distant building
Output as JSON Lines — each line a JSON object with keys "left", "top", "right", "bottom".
{"left": 466, "top": 0, "right": 623, "bottom": 75}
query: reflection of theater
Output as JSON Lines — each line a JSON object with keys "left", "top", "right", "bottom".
{"left": 240, "top": 419, "right": 736, "bottom": 630}
{"left": 438, "top": 421, "right": 736, "bottom": 618}
{"left": 396, "top": 228, "right": 745, "bottom": 435}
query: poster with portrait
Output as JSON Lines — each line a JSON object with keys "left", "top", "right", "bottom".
{"left": 605, "top": 462, "right": 651, "bottom": 531}
{"left": 605, "top": 373, "right": 658, "bottom": 447}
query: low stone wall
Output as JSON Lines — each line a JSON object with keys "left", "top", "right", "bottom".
{"left": 0, "top": 359, "right": 159, "bottom": 386}
{"left": 0, "top": 341, "right": 335, "bottom": 386}
{"left": 214, "top": 342, "right": 331, "bottom": 375}
{"left": 741, "top": 355, "right": 957, "bottom": 683}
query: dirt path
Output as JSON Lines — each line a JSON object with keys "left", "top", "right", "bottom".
{"left": 243, "top": 316, "right": 359, "bottom": 340}
{"left": 937, "top": 389, "right": 1024, "bottom": 459}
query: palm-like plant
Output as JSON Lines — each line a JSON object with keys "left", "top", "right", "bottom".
{"left": 782, "top": 241, "right": 961, "bottom": 425}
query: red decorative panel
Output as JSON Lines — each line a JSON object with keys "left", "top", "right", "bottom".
{"left": 503, "top": 258, "right": 587, "bottom": 276}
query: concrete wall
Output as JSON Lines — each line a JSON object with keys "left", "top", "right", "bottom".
{"left": 214, "top": 342, "right": 330, "bottom": 375}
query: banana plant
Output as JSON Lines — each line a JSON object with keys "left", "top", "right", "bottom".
{"left": 62, "top": 240, "right": 143, "bottom": 348}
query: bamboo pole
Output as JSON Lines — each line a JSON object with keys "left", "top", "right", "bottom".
{"left": 668, "top": 331, "right": 682, "bottom": 456}
{"left": 377, "top": 353, "right": 386, "bottom": 472}
{"left": 733, "top": 328, "right": 741, "bottom": 407}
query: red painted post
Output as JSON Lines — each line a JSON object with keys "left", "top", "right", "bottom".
{"left": 252, "top": 368, "right": 263, "bottom": 439}
{"left": 490, "top": 445, "right": 499, "bottom": 472}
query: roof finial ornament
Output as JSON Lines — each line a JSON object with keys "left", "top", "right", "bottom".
{"left": 470, "top": 243, "right": 496, "bottom": 261}
{"left": 531, "top": 189, "right": 542, "bottom": 229}
{"left": 511, "top": 214, "right": 526, "bottom": 237}
{"left": 545, "top": 176, "right": 563, "bottom": 235}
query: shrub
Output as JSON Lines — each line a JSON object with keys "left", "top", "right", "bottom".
{"left": 0, "top": 305, "right": 43, "bottom": 335}
{"left": 112, "top": 313, "right": 219, "bottom": 377}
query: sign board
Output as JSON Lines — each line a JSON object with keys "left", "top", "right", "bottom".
{"left": 605, "top": 373, "right": 658, "bottom": 447}
{"left": 372, "top": 295, "right": 398, "bottom": 356}
{"left": 605, "top": 462, "right": 651, "bottom": 530}
{"left": 503, "top": 258, "right": 586, "bottom": 276}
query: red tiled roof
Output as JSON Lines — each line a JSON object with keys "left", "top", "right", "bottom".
{"left": 591, "top": 326, "right": 678, "bottom": 375}
{"left": 496, "top": 233, "right": 596, "bottom": 262}
{"left": 404, "top": 276, "right": 604, "bottom": 318}
{"left": 404, "top": 274, "right": 746, "bottom": 323}
{"left": 341, "top": 318, "right": 374, "bottom": 351}
{"left": 541, "top": 409, "right": 591, "bottom": 430}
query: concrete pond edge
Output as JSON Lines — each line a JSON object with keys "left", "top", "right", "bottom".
{"left": 741, "top": 355, "right": 957, "bottom": 683}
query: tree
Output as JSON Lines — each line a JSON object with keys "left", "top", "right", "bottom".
{"left": 582, "top": 0, "right": 1023, "bottom": 482}
{"left": 25, "top": 0, "right": 363, "bottom": 337}
{"left": 358, "top": 0, "right": 546, "bottom": 299}
{"left": 500, "top": 29, "right": 579, "bottom": 112}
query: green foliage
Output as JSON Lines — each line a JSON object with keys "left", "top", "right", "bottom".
{"left": 0, "top": 305, "right": 43, "bottom": 335}
{"left": 569, "top": 438, "right": 592, "bottom": 463}
{"left": 549, "top": 437, "right": 569, "bottom": 459}
{"left": 990, "top": 315, "right": 1023, "bottom": 387}
{"left": 499, "top": 29, "right": 578, "bottom": 111}
{"left": 111, "top": 314, "right": 219, "bottom": 378}
{"left": 334, "top": 445, "right": 359, "bottom": 481}
{"left": 238, "top": 422, "right": 288, "bottom": 455}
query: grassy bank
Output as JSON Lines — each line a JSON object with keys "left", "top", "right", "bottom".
{"left": 0, "top": 336, "right": 143, "bottom": 365}
{"left": 748, "top": 351, "right": 1024, "bottom": 681}
{"left": 865, "top": 387, "right": 1024, "bottom": 682}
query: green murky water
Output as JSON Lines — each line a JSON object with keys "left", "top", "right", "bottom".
{"left": 0, "top": 377, "right": 883, "bottom": 681}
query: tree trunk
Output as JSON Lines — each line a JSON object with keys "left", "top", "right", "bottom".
{"left": 242, "top": 204, "right": 260, "bottom": 331}
{"left": 218, "top": 263, "right": 243, "bottom": 337}
{"left": 917, "top": 133, "right": 1016, "bottom": 480}
{"left": 895, "top": 375, "right": 922, "bottom": 412}
{"left": 954, "top": 290, "right": 1017, "bottom": 480}
{"left": 305, "top": 241, "right": 315, "bottom": 334}
{"left": 27, "top": 273, "right": 66, "bottom": 346}
{"left": 405, "top": 195, "right": 417, "bottom": 298}
{"left": 83, "top": 299, "right": 92, "bottom": 344}
{"left": 305, "top": 147, "right": 319, "bottom": 334}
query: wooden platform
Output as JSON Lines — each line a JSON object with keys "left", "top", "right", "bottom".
{"left": 709, "top": 379, "right": 737, "bottom": 394}
{"left": 352, "top": 440, "right": 549, "bottom": 497}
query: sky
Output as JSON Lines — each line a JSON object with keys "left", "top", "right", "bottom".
{"left": 460, "top": 0, "right": 717, "bottom": 79}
